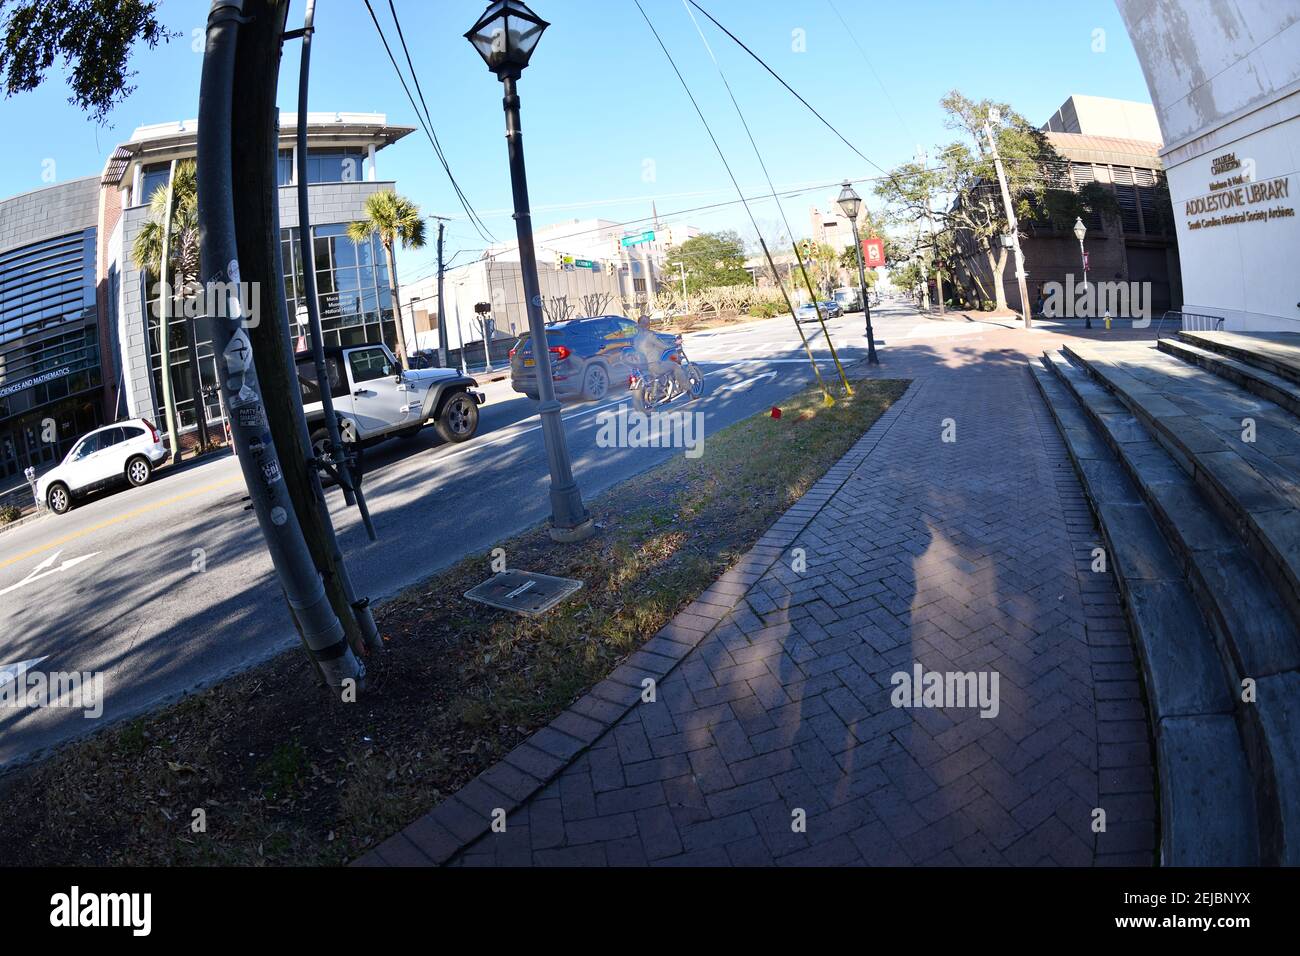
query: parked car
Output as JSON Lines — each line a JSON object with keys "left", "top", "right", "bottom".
{"left": 833, "top": 287, "right": 862, "bottom": 313}
{"left": 296, "top": 342, "right": 484, "bottom": 465}
{"left": 37, "top": 418, "right": 169, "bottom": 515}
{"left": 795, "top": 301, "right": 843, "bottom": 322}
{"left": 508, "top": 315, "right": 675, "bottom": 402}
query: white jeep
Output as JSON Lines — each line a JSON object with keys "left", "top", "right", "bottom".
{"left": 296, "top": 343, "right": 483, "bottom": 465}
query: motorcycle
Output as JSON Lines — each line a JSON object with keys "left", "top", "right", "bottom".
{"left": 625, "top": 335, "right": 705, "bottom": 412}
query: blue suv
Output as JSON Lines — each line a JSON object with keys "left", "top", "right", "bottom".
{"left": 509, "top": 315, "right": 675, "bottom": 402}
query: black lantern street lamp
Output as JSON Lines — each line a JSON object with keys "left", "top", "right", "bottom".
{"left": 1073, "top": 216, "right": 1091, "bottom": 330}
{"left": 836, "top": 181, "right": 879, "bottom": 365}
{"left": 466, "top": 1, "right": 593, "bottom": 542}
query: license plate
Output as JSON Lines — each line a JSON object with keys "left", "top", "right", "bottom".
{"left": 524, "top": 359, "right": 535, "bottom": 367}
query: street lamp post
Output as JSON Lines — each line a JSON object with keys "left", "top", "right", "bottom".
{"left": 466, "top": 0, "right": 593, "bottom": 542}
{"left": 836, "top": 181, "right": 879, "bottom": 365}
{"left": 1073, "top": 216, "right": 1091, "bottom": 330}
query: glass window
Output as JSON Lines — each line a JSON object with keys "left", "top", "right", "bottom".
{"left": 139, "top": 164, "right": 171, "bottom": 206}
{"left": 71, "top": 433, "right": 101, "bottom": 459}
{"left": 348, "top": 347, "right": 392, "bottom": 383}
{"left": 277, "top": 150, "right": 294, "bottom": 186}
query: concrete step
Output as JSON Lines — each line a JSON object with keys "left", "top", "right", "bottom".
{"left": 1062, "top": 342, "right": 1300, "bottom": 640}
{"left": 1046, "top": 349, "right": 1300, "bottom": 678}
{"left": 1160, "top": 337, "right": 1300, "bottom": 420}
{"left": 1028, "top": 359, "right": 1258, "bottom": 865}
{"left": 1044, "top": 349, "right": 1300, "bottom": 863}
{"left": 1179, "top": 330, "right": 1300, "bottom": 389}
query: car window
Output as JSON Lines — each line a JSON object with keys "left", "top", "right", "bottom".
{"left": 121, "top": 425, "right": 146, "bottom": 441}
{"left": 99, "top": 427, "right": 125, "bottom": 448}
{"left": 71, "top": 434, "right": 101, "bottom": 459}
{"left": 298, "top": 358, "right": 348, "bottom": 402}
{"left": 348, "top": 348, "right": 392, "bottom": 383}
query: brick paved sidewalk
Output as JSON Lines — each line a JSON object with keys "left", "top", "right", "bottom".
{"left": 360, "top": 330, "right": 1158, "bottom": 867}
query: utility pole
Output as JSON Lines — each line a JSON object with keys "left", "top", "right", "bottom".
{"left": 917, "top": 147, "right": 945, "bottom": 317}
{"left": 982, "top": 109, "right": 1032, "bottom": 327}
{"left": 198, "top": 0, "right": 362, "bottom": 686}
{"left": 434, "top": 216, "right": 449, "bottom": 367}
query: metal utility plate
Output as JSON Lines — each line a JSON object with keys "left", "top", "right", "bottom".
{"left": 464, "top": 569, "right": 584, "bottom": 617}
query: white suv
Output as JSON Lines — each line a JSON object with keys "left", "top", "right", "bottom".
{"left": 37, "top": 419, "right": 170, "bottom": 515}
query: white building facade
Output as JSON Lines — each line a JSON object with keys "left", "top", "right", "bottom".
{"left": 1118, "top": 0, "right": 1300, "bottom": 331}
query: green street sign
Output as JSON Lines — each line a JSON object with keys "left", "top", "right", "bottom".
{"left": 574, "top": 258, "right": 596, "bottom": 269}
{"left": 621, "top": 230, "right": 655, "bottom": 247}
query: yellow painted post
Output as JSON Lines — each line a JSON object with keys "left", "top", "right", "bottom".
{"left": 792, "top": 244, "right": 853, "bottom": 398}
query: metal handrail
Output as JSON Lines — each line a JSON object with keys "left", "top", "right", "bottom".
{"left": 1154, "top": 310, "right": 1224, "bottom": 338}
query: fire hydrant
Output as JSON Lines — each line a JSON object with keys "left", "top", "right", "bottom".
{"left": 1103, "top": 311, "right": 1112, "bottom": 331}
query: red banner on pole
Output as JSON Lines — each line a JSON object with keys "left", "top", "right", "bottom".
{"left": 862, "top": 237, "right": 885, "bottom": 268}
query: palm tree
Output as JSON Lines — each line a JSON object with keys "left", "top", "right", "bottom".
{"left": 131, "top": 159, "right": 209, "bottom": 454}
{"left": 347, "top": 190, "right": 426, "bottom": 365}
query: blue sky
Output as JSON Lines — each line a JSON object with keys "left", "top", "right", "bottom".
{"left": 0, "top": 0, "right": 1152, "bottom": 282}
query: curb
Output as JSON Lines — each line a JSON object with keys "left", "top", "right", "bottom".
{"left": 354, "top": 377, "right": 923, "bottom": 867}
{"left": 0, "top": 508, "right": 46, "bottom": 537}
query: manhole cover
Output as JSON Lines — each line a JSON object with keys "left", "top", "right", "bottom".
{"left": 464, "top": 569, "right": 583, "bottom": 617}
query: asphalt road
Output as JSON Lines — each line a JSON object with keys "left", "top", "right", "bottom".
{"left": 0, "top": 301, "right": 965, "bottom": 766}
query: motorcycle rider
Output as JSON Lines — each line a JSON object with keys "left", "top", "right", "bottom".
{"left": 633, "top": 314, "right": 690, "bottom": 399}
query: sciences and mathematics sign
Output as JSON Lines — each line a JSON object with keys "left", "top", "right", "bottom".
{"left": 0, "top": 366, "right": 74, "bottom": 399}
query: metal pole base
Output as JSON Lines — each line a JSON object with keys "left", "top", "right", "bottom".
{"left": 549, "top": 516, "right": 597, "bottom": 543}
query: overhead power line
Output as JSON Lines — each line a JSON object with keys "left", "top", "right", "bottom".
{"left": 825, "top": 0, "right": 913, "bottom": 142}
{"left": 362, "top": 0, "right": 496, "bottom": 244}
{"left": 631, "top": 0, "right": 839, "bottom": 402}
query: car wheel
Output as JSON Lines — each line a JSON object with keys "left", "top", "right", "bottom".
{"left": 435, "top": 391, "right": 479, "bottom": 443}
{"left": 47, "top": 483, "right": 72, "bottom": 515}
{"left": 125, "top": 455, "right": 152, "bottom": 487}
{"left": 582, "top": 364, "right": 610, "bottom": 401}
{"left": 311, "top": 426, "right": 364, "bottom": 486}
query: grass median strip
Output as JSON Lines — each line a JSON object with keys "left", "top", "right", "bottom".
{"left": 0, "top": 379, "right": 907, "bottom": 866}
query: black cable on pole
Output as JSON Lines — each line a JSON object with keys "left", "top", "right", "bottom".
{"left": 685, "top": 0, "right": 907, "bottom": 196}
{"left": 825, "top": 0, "right": 913, "bottom": 142}
{"left": 632, "top": 0, "right": 835, "bottom": 403}
{"left": 680, "top": 0, "right": 854, "bottom": 389}
{"left": 362, "top": 0, "right": 495, "bottom": 244}
{"left": 385, "top": 0, "right": 497, "bottom": 244}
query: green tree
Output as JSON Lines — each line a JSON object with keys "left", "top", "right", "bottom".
{"left": 132, "top": 160, "right": 202, "bottom": 457}
{"left": 348, "top": 190, "right": 426, "bottom": 364}
{"left": 663, "top": 230, "right": 750, "bottom": 293}
{"left": 0, "top": 0, "right": 173, "bottom": 121}
{"left": 875, "top": 91, "right": 1098, "bottom": 311}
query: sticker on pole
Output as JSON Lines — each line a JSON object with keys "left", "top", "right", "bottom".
{"left": 223, "top": 328, "right": 252, "bottom": 374}
{"left": 464, "top": 569, "right": 583, "bottom": 617}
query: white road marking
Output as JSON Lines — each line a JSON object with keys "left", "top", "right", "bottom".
{"left": 0, "top": 549, "right": 101, "bottom": 598}
{"left": 0, "top": 656, "right": 49, "bottom": 685}
{"left": 715, "top": 371, "right": 779, "bottom": 392}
